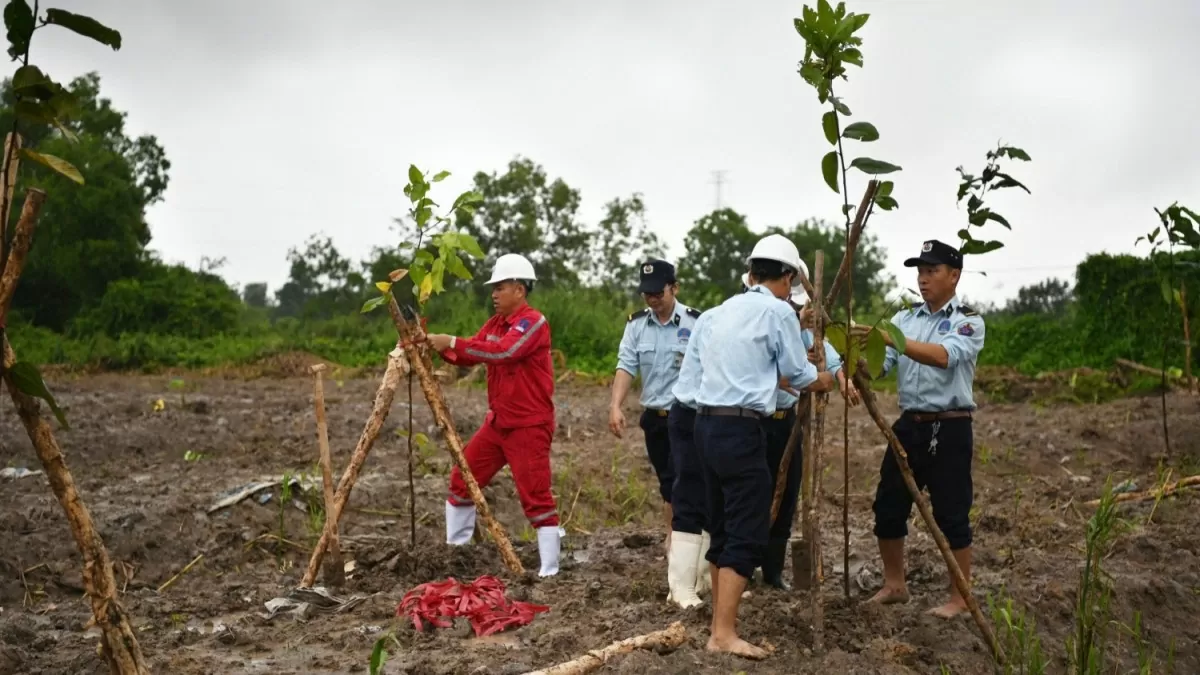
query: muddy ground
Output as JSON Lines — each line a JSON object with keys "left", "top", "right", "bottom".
{"left": 1, "top": 361, "right": 1198, "bottom": 674}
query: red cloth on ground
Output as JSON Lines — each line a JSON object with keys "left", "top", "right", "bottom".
{"left": 397, "top": 575, "right": 549, "bottom": 637}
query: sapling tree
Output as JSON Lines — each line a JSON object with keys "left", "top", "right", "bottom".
{"left": 955, "top": 142, "right": 1033, "bottom": 257}
{"left": 0, "top": 2, "right": 150, "bottom": 673}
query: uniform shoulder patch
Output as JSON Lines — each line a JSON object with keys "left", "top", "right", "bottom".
{"left": 627, "top": 307, "right": 651, "bottom": 323}
{"left": 958, "top": 304, "right": 980, "bottom": 317}
{"left": 685, "top": 307, "right": 701, "bottom": 319}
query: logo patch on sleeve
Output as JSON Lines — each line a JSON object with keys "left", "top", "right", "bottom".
{"left": 514, "top": 318, "right": 531, "bottom": 333}
{"left": 957, "top": 323, "right": 975, "bottom": 337}
{"left": 937, "top": 319, "right": 952, "bottom": 334}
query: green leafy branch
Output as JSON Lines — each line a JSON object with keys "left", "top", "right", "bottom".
{"left": 823, "top": 291, "right": 917, "bottom": 378}
{"left": 1137, "top": 203, "right": 1200, "bottom": 308}
{"left": 955, "top": 142, "right": 1032, "bottom": 257}
{"left": 361, "top": 165, "right": 485, "bottom": 313}
{"left": 0, "top": 0, "right": 121, "bottom": 430}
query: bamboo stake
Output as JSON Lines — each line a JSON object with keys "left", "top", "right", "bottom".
{"left": 1083, "top": 475, "right": 1200, "bottom": 507}
{"left": 0, "top": 188, "right": 149, "bottom": 674}
{"left": 852, "top": 370, "right": 1004, "bottom": 664}
{"left": 807, "top": 251, "right": 828, "bottom": 652}
{"left": 300, "top": 346, "right": 409, "bottom": 587}
{"left": 521, "top": 621, "right": 687, "bottom": 675}
{"left": 310, "top": 364, "right": 345, "bottom": 587}
{"left": 384, "top": 288, "right": 525, "bottom": 576}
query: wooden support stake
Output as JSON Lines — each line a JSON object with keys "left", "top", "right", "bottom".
{"left": 1182, "top": 283, "right": 1196, "bottom": 394}
{"left": 0, "top": 132, "right": 20, "bottom": 266}
{"left": 310, "top": 363, "right": 345, "bottom": 587}
{"left": 522, "top": 621, "right": 687, "bottom": 675}
{"left": 806, "top": 251, "right": 828, "bottom": 652}
{"left": 0, "top": 188, "right": 149, "bottom": 674}
{"left": 769, "top": 396, "right": 809, "bottom": 523}
{"left": 823, "top": 180, "right": 879, "bottom": 310}
{"left": 852, "top": 370, "right": 1004, "bottom": 665}
{"left": 301, "top": 346, "right": 409, "bottom": 587}
{"left": 385, "top": 290, "right": 525, "bottom": 576}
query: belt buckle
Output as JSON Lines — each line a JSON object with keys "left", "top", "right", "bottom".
{"left": 773, "top": 411, "right": 786, "bottom": 419}
{"left": 657, "top": 409, "right": 669, "bottom": 417}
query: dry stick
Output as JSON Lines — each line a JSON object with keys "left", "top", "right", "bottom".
{"left": 1182, "top": 282, "right": 1196, "bottom": 394}
{"left": 1082, "top": 475, "right": 1200, "bottom": 507}
{"left": 521, "top": 621, "right": 687, "bottom": 675}
{"left": 823, "top": 180, "right": 879, "bottom": 311}
{"left": 1114, "top": 359, "right": 1185, "bottom": 382}
{"left": 807, "top": 251, "right": 828, "bottom": 652}
{"left": 769, "top": 382, "right": 811, "bottom": 523}
{"left": 0, "top": 190, "right": 149, "bottom": 675}
{"left": 852, "top": 370, "right": 1004, "bottom": 664}
{"left": 157, "top": 554, "right": 204, "bottom": 593}
{"left": 385, "top": 292, "right": 525, "bottom": 575}
{"left": 309, "top": 364, "right": 345, "bottom": 588}
{"left": 300, "top": 347, "right": 409, "bottom": 587}
{"left": 0, "top": 133, "right": 20, "bottom": 266}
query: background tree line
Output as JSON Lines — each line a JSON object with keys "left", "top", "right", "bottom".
{"left": 3, "top": 74, "right": 1191, "bottom": 378}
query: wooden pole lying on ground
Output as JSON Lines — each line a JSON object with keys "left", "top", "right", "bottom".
{"left": 0, "top": 188, "right": 150, "bottom": 675}
{"left": 301, "top": 346, "right": 409, "bottom": 587}
{"left": 384, "top": 288, "right": 525, "bottom": 576}
{"left": 1083, "top": 475, "right": 1200, "bottom": 507}
{"left": 521, "top": 621, "right": 687, "bottom": 675}
{"left": 1114, "top": 358, "right": 1185, "bottom": 382}
{"left": 309, "top": 364, "right": 345, "bottom": 588}
{"left": 852, "top": 370, "right": 1004, "bottom": 665}
{"left": 805, "top": 251, "right": 828, "bottom": 652}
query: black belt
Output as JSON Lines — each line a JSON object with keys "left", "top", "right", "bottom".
{"left": 697, "top": 406, "right": 763, "bottom": 419}
{"left": 902, "top": 409, "right": 972, "bottom": 423}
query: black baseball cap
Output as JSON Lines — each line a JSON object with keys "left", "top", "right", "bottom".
{"left": 903, "top": 239, "right": 963, "bottom": 270}
{"left": 638, "top": 259, "right": 676, "bottom": 293}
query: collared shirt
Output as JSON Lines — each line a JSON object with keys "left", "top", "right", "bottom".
{"left": 881, "top": 294, "right": 985, "bottom": 412}
{"left": 615, "top": 300, "right": 700, "bottom": 410}
{"left": 672, "top": 285, "right": 818, "bottom": 415}
{"left": 776, "top": 328, "right": 843, "bottom": 410}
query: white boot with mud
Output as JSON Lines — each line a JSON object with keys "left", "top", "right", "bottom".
{"left": 536, "top": 526, "right": 561, "bottom": 577}
{"left": 445, "top": 502, "right": 476, "bottom": 545}
{"left": 693, "top": 530, "right": 712, "bottom": 595}
{"left": 666, "top": 532, "right": 703, "bottom": 608}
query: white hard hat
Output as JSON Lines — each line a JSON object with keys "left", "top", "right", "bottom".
{"left": 485, "top": 253, "right": 537, "bottom": 285}
{"left": 747, "top": 234, "right": 804, "bottom": 285}
{"left": 790, "top": 287, "right": 808, "bottom": 306}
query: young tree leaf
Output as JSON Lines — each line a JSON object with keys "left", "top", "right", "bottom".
{"left": 369, "top": 635, "right": 389, "bottom": 675}
{"left": 960, "top": 239, "right": 1004, "bottom": 255}
{"left": 11, "top": 65, "right": 58, "bottom": 100}
{"left": 957, "top": 228, "right": 975, "bottom": 242}
{"left": 407, "top": 164, "right": 423, "bottom": 186}
{"left": 1173, "top": 287, "right": 1183, "bottom": 309}
{"left": 430, "top": 258, "right": 446, "bottom": 293}
{"left": 418, "top": 275, "right": 434, "bottom": 304}
{"left": 999, "top": 146, "right": 1031, "bottom": 161}
{"left": 841, "top": 47, "right": 863, "bottom": 66}
{"left": 849, "top": 157, "right": 901, "bottom": 175}
{"left": 877, "top": 180, "right": 894, "bottom": 198}
{"left": 874, "top": 195, "right": 898, "bottom": 211}
{"left": 821, "top": 110, "right": 838, "bottom": 145}
{"left": 828, "top": 96, "right": 851, "bottom": 116}
{"left": 388, "top": 268, "right": 410, "bottom": 282}
{"left": 879, "top": 319, "right": 907, "bottom": 357}
{"left": 7, "top": 361, "right": 69, "bottom": 428}
{"left": 842, "top": 121, "right": 879, "bottom": 142}
{"left": 865, "top": 327, "right": 887, "bottom": 378}
{"left": 985, "top": 211, "right": 1011, "bottom": 229}
{"left": 824, "top": 323, "right": 848, "bottom": 356}
{"left": 821, "top": 150, "right": 840, "bottom": 194}
{"left": 457, "top": 232, "right": 485, "bottom": 259}
{"left": 20, "top": 148, "right": 83, "bottom": 184}
{"left": 431, "top": 170, "right": 450, "bottom": 182}
{"left": 43, "top": 9, "right": 122, "bottom": 49}
{"left": 452, "top": 190, "right": 484, "bottom": 211}
{"left": 1162, "top": 278, "right": 1174, "bottom": 307}
{"left": 992, "top": 173, "right": 1030, "bottom": 193}
{"left": 966, "top": 195, "right": 983, "bottom": 212}
{"left": 375, "top": 281, "right": 392, "bottom": 293}
{"left": 361, "top": 295, "right": 388, "bottom": 314}
{"left": 445, "top": 253, "right": 472, "bottom": 280}
{"left": 4, "top": 0, "right": 33, "bottom": 59}
{"left": 968, "top": 208, "right": 990, "bottom": 226}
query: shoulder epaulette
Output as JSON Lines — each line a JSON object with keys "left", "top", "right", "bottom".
{"left": 685, "top": 307, "right": 701, "bottom": 319}
{"left": 959, "top": 304, "right": 980, "bottom": 317}
{"left": 627, "top": 307, "right": 651, "bottom": 323}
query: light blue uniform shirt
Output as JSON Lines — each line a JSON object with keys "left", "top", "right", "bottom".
{"left": 776, "top": 329, "right": 844, "bottom": 410}
{"left": 672, "top": 286, "right": 819, "bottom": 416}
{"left": 615, "top": 300, "right": 700, "bottom": 410}
{"left": 881, "top": 295, "right": 986, "bottom": 412}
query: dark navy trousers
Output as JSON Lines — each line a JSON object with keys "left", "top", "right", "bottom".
{"left": 762, "top": 407, "right": 801, "bottom": 539}
{"left": 639, "top": 409, "right": 674, "bottom": 503}
{"left": 667, "top": 404, "right": 705, "bottom": 534}
{"left": 694, "top": 412, "right": 771, "bottom": 579}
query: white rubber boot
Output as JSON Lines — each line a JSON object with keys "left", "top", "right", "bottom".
{"left": 536, "top": 526, "right": 561, "bottom": 577}
{"left": 445, "top": 502, "right": 476, "bottom": 545}
{"left": 694, "top": 530, "right": 712, "bottom": 595}
{"left": 666, "top": 532, "right": 703, "bottom": 608}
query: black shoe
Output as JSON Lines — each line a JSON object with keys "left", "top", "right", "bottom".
{"left": 761, "top": 537, "right": 791, "bottom": 591}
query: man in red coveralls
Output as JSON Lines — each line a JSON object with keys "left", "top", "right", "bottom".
{"left": 423, "top": 253, "right": 561, "bottom": 577}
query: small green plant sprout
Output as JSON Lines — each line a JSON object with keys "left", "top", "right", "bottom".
{"left": 369, "top": 630, "right": 401, "bottom": 675}
{"left": 955, "top": 142, "right": 1032, "bottom": 258}
{"left": 183, "top": 450, "right": 203, "bottom": 462}
{"left": 1, "top": 1, "right": 123, "bottom": 429}
{"left": 361, "top": 165, "right": 485, "bottom": 313}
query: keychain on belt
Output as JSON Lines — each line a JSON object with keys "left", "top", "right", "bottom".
{"left": 928, "top": 420, "right": 941, "bottom": 457}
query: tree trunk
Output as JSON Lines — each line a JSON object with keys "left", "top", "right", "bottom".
{"left": 521, "top": 621, "right": 687, "bottom": 675}
{"left": 806, "top": 251, "right": 828, "bottom": 652}
{"left": 1182, "top": 283, "right": 1195, "bottom": 394}
{"left": 301, "top": 346, "right": 409, "bottom": 587}
{"left": 852, "top": 370, "right": 1004, "bottom": 665}
{"left": 309, "top": 364, "right": 345, "bottom": 587}
{"left": 385, "top": 293, "right": 525, "bottom": 576}
{"left": 823, "top": 180, "right": 879, "bottom": 310}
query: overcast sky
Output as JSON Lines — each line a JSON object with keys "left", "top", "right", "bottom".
{"left": 28, "top": 0, "right": 1200, "bottom": 305}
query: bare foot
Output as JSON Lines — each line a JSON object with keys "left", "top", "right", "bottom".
{"left": 706, "top": 636, "right": 769, "bottom": 660}
{"left": 927, "top": 599, "right": 968, "bottom": 619}
{"left": 868, "top": 586, "right": 910, "bottom": 605}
